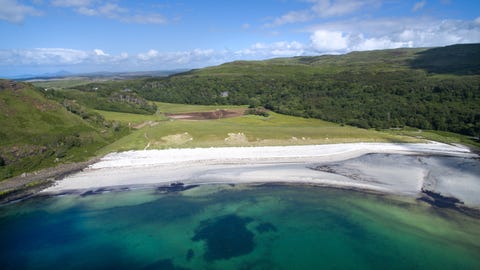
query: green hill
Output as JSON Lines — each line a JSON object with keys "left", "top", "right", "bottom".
{"left": 0, "top": 80, "right": 126, "bottom": 180}
{"left": 127, "top": 44, "right": 479, "bottom": 137}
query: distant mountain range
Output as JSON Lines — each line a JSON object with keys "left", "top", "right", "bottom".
{"left": 10, "top": 69, "right": 189, "bottom": 81}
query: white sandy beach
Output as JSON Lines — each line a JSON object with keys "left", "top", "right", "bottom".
{"left": 42, "top": 142, "right": 480, "bottom": 208}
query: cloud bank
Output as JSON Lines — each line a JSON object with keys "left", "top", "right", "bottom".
{"left": 309, "top": 18, "right": 480, "bottom": 53}
{"left": 0, "top": 0, "right": 168, "bottom": 24}
{"left": 0, "top": 0, "right": 41, "bottom": 23}
{"left": 266, "top": 0, "right": 380, "bottom": 27}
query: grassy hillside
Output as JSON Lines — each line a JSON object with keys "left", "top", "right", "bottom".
{"left": 0, "top": 80, "right": 127, "bottom": 180}
{"left": 96, "top": 105, "right": 418, "bottom": 154}
{"left": 44, "top": 86, "right": 158, "bottom": 115}
{"left": 115, "top": 44, "right": 479, "bottom": 137}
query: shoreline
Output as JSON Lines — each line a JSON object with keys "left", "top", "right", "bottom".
{"left": 39, "top": 142, "right": 480, "bottom": 211}
{"left": 0, "top": 158, "right": 100, "bottom": 204}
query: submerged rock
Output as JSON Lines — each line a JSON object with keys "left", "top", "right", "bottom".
{"left": 192, "top": 214, "right": 255, "bottom": 261}
{"left": 156, "top": 182, "right": 199, "bottom": 193}
{"left": 419, "top": 189, "right": 463, "bottom": 209}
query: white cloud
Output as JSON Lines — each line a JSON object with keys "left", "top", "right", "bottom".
{"left": 412, "top": 1, "right": 427, "bottom": 12}
{"left": 51, "top": 0, "right": 167, "bottom": 24}
{"left": 310, "top": 30, "right": 348, "bottom": 52}
{"left": 17, "top": 48, "right": 88, "bottom": 65}
{"left": 352, "top": 35, "right": 411, "bottom": 51}
{"left": 98, "top": 2, "right": 127, "bottom": 17}
{"left": 266, "top": 0, "right": 380, "bottom": 27}
{"left": 73, "top": 2, "right": 127, "bottom": 18}
{"left": 238, "top": 41, "right": 306, "bottom": 58}
{"left": 136, "top": 49, "right": 217, "bottom": 65}
{"left": 51, "top": 0, "right": 93, "bottom": 7}
{"left": 94, "top": 49, "right": 108, "bottom": 56}
{"left": 268, "top": 10, "right": 314, "bottom": 27}
{"left": 308, "top": 17, "right": 480, "bottom": 53}
{"left": 310, "top": 0, "right": 377, "bottom": 18}
{"left": 0, "top": 48, "right": 131, "bottom": 67}
{"left": 0, "top": 0, "right": 41, "bottom": 23}
{"left": 77, "top": 6, "right": 97, "bottom": 16}
{"left": 124, "top": 14, "right": 167, "bottom": 24}
{"left": 138, "top": 49, "right": 159, "bottom": 61}
{"left": 309, "top": 29, "right": 409, "bottom": 53}
{"left": 119, "top": 52, "right": 129, "bottom": 59}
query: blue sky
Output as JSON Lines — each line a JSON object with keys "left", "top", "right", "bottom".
{"left": 0, "top": 0, "right": 479, "bottom": 77}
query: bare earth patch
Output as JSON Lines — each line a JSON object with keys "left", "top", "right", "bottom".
{"left": 224, "top": 132, "right": 249, "bottom": 144}
{"left": 166, "top": 109, "right": 246, "bottom": 120}
{"left": 159, "top": 132, "right": 194, "bottom": 145}
{"left": 133, "top": 121, "right": 160, "bottom": 129}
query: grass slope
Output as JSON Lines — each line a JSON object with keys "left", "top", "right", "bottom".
{"left": 97, "top": 104, "right": 418, "bottom": 154}
{"left": 0, "top": 80, "right": 126, "bottom": 180}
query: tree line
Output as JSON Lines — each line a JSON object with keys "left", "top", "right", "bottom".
{"left": 131, "top": 70, "right": 479, "bottom": 137}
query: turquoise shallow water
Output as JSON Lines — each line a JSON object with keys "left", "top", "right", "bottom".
{"left": 1, "top": 184, "right": 479, "bottom": 269}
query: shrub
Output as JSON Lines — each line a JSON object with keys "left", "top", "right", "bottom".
{"left": 245, "top": 107, "right": 270, "bottom": 117}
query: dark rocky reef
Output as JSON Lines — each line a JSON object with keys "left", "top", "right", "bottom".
{"left": 156, "top": 182, "right": 199, "bottom": 193}
{"left": 192, "top": 214, "right": 255, "bottom": 261}
{"left": 419, "top": 189, "right": 463, "bottom": 209}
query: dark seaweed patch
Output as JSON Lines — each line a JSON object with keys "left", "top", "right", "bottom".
{"left": 156, "top": 182, "right": 199, "bottom": 193}
{"left": 80, "top": 188, "right": 110, "bottom": 197}
{"left": 192, "top": 214, "right": 255, "bottom": 261}
{"left": 420, "top": 189, "right": 463, "bottom": 209}
{"left": 255, "top": 222, "right": 277, "bottom": 233}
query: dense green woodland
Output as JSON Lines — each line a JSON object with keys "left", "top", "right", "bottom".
{"left": 115, "top": 44, "right": 478, "bottom": 137}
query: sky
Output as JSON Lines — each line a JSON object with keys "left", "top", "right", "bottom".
{"left": 0, "top": 0, "right": 479, "bottom": 77}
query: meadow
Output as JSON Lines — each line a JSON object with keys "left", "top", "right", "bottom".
{"left": 95, "top": 103, "right": 419, "bottom": 154}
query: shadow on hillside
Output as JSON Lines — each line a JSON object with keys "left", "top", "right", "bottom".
{"left": 410, "top": 44, "right": 480, "bottom": 75}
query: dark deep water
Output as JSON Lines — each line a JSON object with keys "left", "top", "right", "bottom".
{"left": 1, "top": 184, "right": 479, "bottom": 269}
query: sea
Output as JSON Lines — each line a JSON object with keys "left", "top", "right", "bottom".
{"left": 1, "top": 184, "right": 479, "bottom": 269}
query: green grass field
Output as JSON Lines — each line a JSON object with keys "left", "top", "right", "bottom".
{"left": 386, "top": 128, "right": 480, "bottom": 149}
{"left": 96, "top": 104, "right": 419, "bottom": 154}
{"left": 93, "top": 109, "right": 168, "bottom": 124}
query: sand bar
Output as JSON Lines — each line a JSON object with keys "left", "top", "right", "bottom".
{"left": 41, "top": 142, "right": 479, "bottom": 208}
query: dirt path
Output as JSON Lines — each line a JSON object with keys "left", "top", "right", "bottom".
{"left": 144, "top": 132, "right": 151, "bottom": 150}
